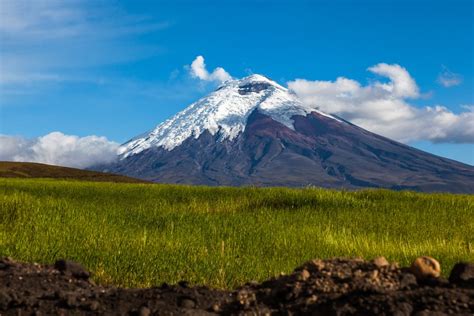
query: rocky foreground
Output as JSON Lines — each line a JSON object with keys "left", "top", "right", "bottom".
{"left": 0, "top": 257, "right": 473, "bottom": 315}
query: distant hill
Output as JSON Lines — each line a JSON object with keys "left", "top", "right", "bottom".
{"left": 0, "top": 161, "right": 148, "bottom": 183}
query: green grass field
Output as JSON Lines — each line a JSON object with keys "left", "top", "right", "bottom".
{"left": 0, "top": 178, "right": 473, "bottom": 289}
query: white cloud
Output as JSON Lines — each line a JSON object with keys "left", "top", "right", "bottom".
{"left": 0, "top": 0, "right": 167, "bottom": 87}
{"left": 368, "top": 63, "right": 419, "bottom": 98}
{"left": 462, "top": 104, "right": 474, "bottom": 111}
{"left": 0, "top": 1, "right": 169, "bottom": 41}
{"left": 437, "top": 66, "right": 463, "bottom": 87}
{"left": 0, "top": 132, "right": 119, "bottom": 168}
{"left": 189, "top": 56, "right": 232, "bottom": 83}
{"left": 288, "top": 63, "right": 474, "bottom": 143}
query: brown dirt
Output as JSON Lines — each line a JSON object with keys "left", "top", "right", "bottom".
{"left": 0, "top": 257, "right": 473, "bottom": 315}
{"left": 0, "top": 162, "right": 149, "bottom": 183}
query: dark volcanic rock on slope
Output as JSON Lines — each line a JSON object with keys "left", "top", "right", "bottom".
{"left": 1, "top": 257, "right": 473, "bottom": 315}
{"left": 98, "top": 74, "right": 474, "bottom": 193}
{"left": 104, "top": 110, "right": 474, "bottom": 193}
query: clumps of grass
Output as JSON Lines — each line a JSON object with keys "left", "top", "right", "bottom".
{"left": 0, "top": 178, "right": 473, "bottom": 289}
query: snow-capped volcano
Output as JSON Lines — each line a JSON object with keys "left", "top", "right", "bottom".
{"left": 97, "top": 74, "right": 474, "bottom": 193}
{"left": 120, "top": 74, "right": 339, "bottom": 157}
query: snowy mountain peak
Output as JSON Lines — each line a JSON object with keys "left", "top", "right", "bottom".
{"left": 242, "top": 73, "right": 271, "bottom": 82}
{"left": 237, "top": 74, "right": 282, "bottom": 86}
{"left": 119, "top": 74, "right": 340, "bottom": 157}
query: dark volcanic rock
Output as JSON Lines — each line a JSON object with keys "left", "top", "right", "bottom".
{"left": 102, "top": 110, "right": 474, "bottom": 193}
{"left": 1, "top": 257, "right": 474, "bottom": 315}
{"left": 238, "top": 82, "right": 272, "bottom": 94}
{"left": 449, "top": 262, "right": 474, "bottom": 287}
{"left": 54, "top": 259, "right": 90, "bottom": 280}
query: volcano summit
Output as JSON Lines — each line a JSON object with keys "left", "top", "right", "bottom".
{"left": 100, "top": 74, "right": 474, "bottom": 193}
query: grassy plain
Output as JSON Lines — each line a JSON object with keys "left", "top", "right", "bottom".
{"left": 0, "top": 178, "right": 472, "bottom": 289}
{"left": 0, "top": 161, "right": 147, "bottom": 183}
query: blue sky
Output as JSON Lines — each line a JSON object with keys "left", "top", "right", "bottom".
{"left": 0, "top": 0, "right": 473, "bottom": 166}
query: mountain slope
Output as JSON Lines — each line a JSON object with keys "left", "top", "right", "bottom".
{"left": 101, "top": 75, "right": 474, "bottom": 193}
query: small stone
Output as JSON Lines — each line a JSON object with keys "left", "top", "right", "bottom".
{"left": 449, "top": 262, "right": 474, "bottom": 287}
{"left": 368, "top": 270, "right": 378, "bottom": 282}
{"left": 54, "top": 260, "right": 90, "bottom": 280}
{"left": 237, "top": 289, "right": 247, "bottom": 299}
{"left": 372, "top": 256, "right": 389, "bottom": 268}
{"left": 87, "top": 301, "right": 100, "bottom": 311}
{"left": 310, "top": 259, "right": 325, "bottom": 270}
{"left": 390, "top": 262, "right": 400, "bottom": 270}
{"left": 212, "top": 304, "right": 220, "bottom": 312}
{"left": 399, "top": 273, "right": 417, "bottom": 289}
{"left": 393, "top": 302, "right": 413, "bottom": 316}
{"left": 305, "top": 295, "right": 318, "bottom": 305}
{"left": 298, "top": 269, "right": 310, "bottom": 281}
{"left": 178, "top": 297, "right": 196, "bottom": 309}
{"left": 139, "top": 306, "right": 151, "bottom": 316}
{"left": 410, "top": 256, "right": 441, "bottom": 280}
